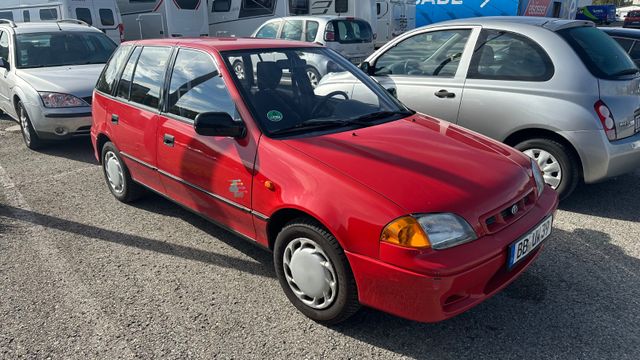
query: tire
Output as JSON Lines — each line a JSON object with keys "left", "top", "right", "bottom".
{"left": 515, "top": 138, "right": 580, "bottom": 200}
{"left": 274, "top": 218, "right": 360, "bottom": 325}
{"left": 17, "top": 101, "right": 44, "bottom": 150}
{"left": 306, "top": 66, "right": 321, "bottom": 88}
{"left": 101, "top": 141, "right": 144, "bottom": 203}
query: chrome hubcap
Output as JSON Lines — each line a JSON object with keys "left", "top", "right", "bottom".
{"left": 524, "top": 148, "right": 562, "bottom": 189}
{"left": 283, "top": 238, "right": 337, "bottom": 310}
{"left": 307, "top": 70, "right": 319, "bottom": 88}
{"left": 104, "top": 151, "right": 124, "bottom": 194}
{"left": 234, "top": 62, "right": 245, "bottom": 80}
{"left": 20, "top": 107, "right": 30, "bottom": 143}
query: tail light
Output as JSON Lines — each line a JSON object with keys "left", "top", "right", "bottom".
{"left": 324, "top": 22, "right": 335, "bottom": 42}
{"left": 595, "top": 100, "right": 617, "bottom": 141}
{"left": 118, "top": 23, "right": 125, "bottom": 42}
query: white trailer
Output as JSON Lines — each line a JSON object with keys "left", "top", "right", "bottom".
{"left": 0, "top": 0, "right": 124, "bottom": 43}
{"left": 374, "top": 0, "right": 415, "bottom": 47}
{"left": 117, "top": 0, "right": 209, "bottom": 40}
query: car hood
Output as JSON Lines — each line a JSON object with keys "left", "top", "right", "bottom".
{"left": 283, "top": 114, "right": 534, "bottom": 225}
{"left": 16, "top": 64, "right": 104, "bottom": 97}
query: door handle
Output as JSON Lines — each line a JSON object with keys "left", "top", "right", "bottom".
{"left": 111, "top": 114, "right": 119, "bottom": 124}
{"left": 163, "top": 134, "right": 174, "bottom": 147}
{"left": 434, "top": 89, "right": 456, "bottom": 99}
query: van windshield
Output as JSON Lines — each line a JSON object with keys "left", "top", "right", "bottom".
{"left": 558, "top": 26, "right": 638, "bottom": 79}
{"left": 15, "top": 32, "right": 117, "bottom": 69}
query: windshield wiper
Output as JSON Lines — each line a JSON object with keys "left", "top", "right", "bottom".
{"left": 348, "top": 110, "right": 413, "bottom": 122}
{"left": 611, "top": 68, "right": 639, "bottom": 77}
{"left": 270, "top": 119, "right": 356, "bottom": 136}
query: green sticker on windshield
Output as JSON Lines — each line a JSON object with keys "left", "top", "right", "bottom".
{"left": 267, "top": 110, "right": 283, "bottom": 122}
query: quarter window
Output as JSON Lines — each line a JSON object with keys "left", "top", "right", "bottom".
{"left": 39, "top": 8, "right": 58, "bottom": 20}
{"left": 75, "top": 8, "right": 93, "bottom": 25}
{"left": 129, "top": 47, "right": 172, "bottom": 108}
{"left": 116, "top": 47, "right": 141, "bottom": 99}
{"left": 468, "top": 30, "right": 554, "bottom": 81}
{"left": 279, "top": 20, "right": 303, "bottom": 41}
{"left": 99, "top": 9, "right": 115, "bottom": 26}
{"left": 96, "top": 45, "right": 132, "bottom": 95}
{"left": 255, "top": 21, "right": 280, "bottom": 38}
{"left": 306, "top": 21, "right": 319, "bottom": 42}
{"left": 374, "top": 29, "right": 471, "bottom": 77}
{"left": 212, "top": 0, "right": 231, "bottom": 12}
{"left": 167, "top": 49, "right": 235, "bottom": 121}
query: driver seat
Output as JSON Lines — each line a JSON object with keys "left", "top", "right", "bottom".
{"left": 253, "top": 62, "right": 301, "bottom": 128}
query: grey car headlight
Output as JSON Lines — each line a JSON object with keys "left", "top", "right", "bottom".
{"left": 531, "top": 159, "right": 545, "bottom": 197}
{"left": 416, "top": 213, "right": 477, "bottom": 250}
{"left": 39, "top": 92, "right": 88, "bottom": 108}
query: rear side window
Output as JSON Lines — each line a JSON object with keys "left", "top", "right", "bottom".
{"left": 99, "top": 9, "right": 115, "bottom": 26}
{"left": 0, "top": 12, "right": 14, "bottom": 21}
{"left": 558, "top": 26, "right": 638, "bottom": 79}
{"left": 329, "top": 20, "right": 373, "bottom": 44}
{"left": 40, "top": 8, "right": 58, "bottom": 20}
{"left": 279, "top": 20, "right": 303, "bottom": 41}
{"left": 129, "top": 47, "right": 172, "bottom": 108}
{"left": 167, "top": 49, "right": 235, "bottom": 120}
{"left": 116, "top": 47, "right": 142, "bottom": 99}
{"left": 468, "top": 30, "right": 554, "bottom": 81}
{"left": 96, "top": 45, "right": 132, "bottom": 94}
{"left": 75, "top": 8, "right": 93, "bottom": 25}
{"left": 255, "top": 21, "right": 280, "bottom": 38}
{"left": 306, "top": 21, "right": 319, "bottom": 42}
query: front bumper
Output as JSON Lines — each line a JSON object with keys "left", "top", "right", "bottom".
{"left": 346, "top": 188, "right": 558, "bottom": 323}
{"left": 562, "top": 129, "right": 640, "bottom": 183}
{"left": 29, "top": 105, "right": 92, "bottom": 140}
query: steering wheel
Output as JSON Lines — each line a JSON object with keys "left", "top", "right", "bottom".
{"left": 402, "top": 60, "right": 421, "bottom": 74}
{"left": 311, "top": 91, "right": 349, "bottom": 117}
{"left": 433, "top": 52, "right": 462, "bottom": 76}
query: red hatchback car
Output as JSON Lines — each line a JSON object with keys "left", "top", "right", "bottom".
{"left": 91, "top": 38, "right": 558, "bottom": 324}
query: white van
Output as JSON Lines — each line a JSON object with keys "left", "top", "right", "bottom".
{"left": 117, "top": 0, "right": 209, "bottom": 40}
{"left": 0, "top": 0, "right": 123, "bottom": 44}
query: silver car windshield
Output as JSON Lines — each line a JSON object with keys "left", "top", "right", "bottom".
{"left": 15, "top": 32, "right": 117, "bottom": 69}
{"left": 222, "top": 47, "right": 411, "bottom": 137}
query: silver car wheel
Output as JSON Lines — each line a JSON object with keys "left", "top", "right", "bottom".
{"left": 104, "top": 151, "right": 125, "bottom": 194}
{"left": 524, "top": 148, "right": 562, "bottom": 189}
{"left": 283, "top": 237, "right": 337, "bottom": 310}
{"left": 307, "top": 70, "right": 319, "bottom": 88}
{"left": 20, "top": 106, "right": 31, "bottom": 144}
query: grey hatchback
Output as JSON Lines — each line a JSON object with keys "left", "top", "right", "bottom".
{"left": 336, "top": 17, "right": 640, "bottom": 199}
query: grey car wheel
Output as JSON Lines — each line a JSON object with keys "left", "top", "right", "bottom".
{"left": 523, "top": 148, "right": 562, "bottom": 189}
{"left": 306, "top": 67, "right": 321, "bottom": 88}
{"left": 18, "top": 101, "right": 43, "bottom": 150}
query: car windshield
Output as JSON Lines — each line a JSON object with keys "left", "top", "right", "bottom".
{"left": 222, "top": 47, "right": 411, "bottom": 137}
{"left": 15, "top": 32, "right": 117, "bottom": 69}
{"left": 558, "top": 26, "right": 638, "bottom": 79}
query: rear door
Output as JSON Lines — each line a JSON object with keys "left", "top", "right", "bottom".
{"left": 156, "top": 48, "right": 257, "bottom": 238}
{"left": 369, "top": 27, "right": 477, "bottom": 121}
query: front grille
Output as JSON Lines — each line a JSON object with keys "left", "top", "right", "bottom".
{"left": 483, "top": 190, "right": 536, "bottom": 234}
{"left": 82, "top": 96, "right": 92, "bottom": 105}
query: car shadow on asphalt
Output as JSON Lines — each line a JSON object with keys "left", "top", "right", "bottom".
{"left": 330, "top": 227, "right": 639, "bottom": 358}
{"left": 0, "top": 203, "right": 275, "bottom": 279}
{"left": 36, "top": 137, "right": 97, "bottom": 165}
{"left": 560, "top": 171, "right": 640, "bottom": 222}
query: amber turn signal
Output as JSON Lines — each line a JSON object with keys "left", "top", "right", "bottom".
{"left": 380, "top": 216, "right": 431, "bottom": 248}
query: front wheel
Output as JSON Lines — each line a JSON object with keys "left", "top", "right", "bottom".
{"left": 274, "top": 218, "right": 360, "bottom": 325}
{"left": 18, "top": 101, "right": 43, "bottom": 150}
{"left": 515, "top": 138, "right": 579, "bottom": 200}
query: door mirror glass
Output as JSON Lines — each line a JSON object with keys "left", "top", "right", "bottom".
{"left": 0, "top": 57, "right": 9, "bottom": 70}
{"left": 359, "top": 61, "right": 373, "bottom": 75}
{"left": 194, "top": 112, "right": 246, "bottom": 138}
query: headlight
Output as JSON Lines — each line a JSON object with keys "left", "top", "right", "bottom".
{"left": 39, "top": 92, "right": 88, "bottom": 108}
{"left": 531, "top": 158, "right": 545, "bottom": 197}
{"left": 381, "top": 213, "right": 477, "bottom": 250}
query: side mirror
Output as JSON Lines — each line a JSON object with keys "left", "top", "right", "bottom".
{"left": 0, "top": 58, "right": 9, "bottom": 70}
{"left": 359, "top": 61, "right": 374, "bottom": 75}
{"left": 194, "top": 112, "right": 246, "bottom": 138}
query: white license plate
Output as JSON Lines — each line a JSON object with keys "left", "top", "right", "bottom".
{"left": 507, "top": 216, "right": 553, "bottom": 269}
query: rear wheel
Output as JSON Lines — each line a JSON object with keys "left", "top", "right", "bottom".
{"left": 306, "top": 66, "right": 321, "bottom": 88}
{"left": 101, "top": 142, "right": 144, "bottom": 203}
{"left": 18, "top": 101, "right": 43, "bottom": 150}
{"left": 515, "top": 138, "right": 579, "bottom": 200}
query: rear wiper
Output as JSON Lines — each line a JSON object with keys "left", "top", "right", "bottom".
{"left": 611, "top": 68, "right": 640, "bottom": 77}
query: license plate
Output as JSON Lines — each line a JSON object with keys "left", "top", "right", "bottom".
{"left": 507, "top": 216, "right": 553, "bottom": 270}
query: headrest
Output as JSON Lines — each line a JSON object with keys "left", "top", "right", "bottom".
{"left": 257, "top": 61, "right": 282, "bottom": 91}
{"left": 479, "top": 46, "right": 494, "bottom": 67}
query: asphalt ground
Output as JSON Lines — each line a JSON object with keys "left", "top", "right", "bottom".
{"left": 0, "top": 115, "right": 638, "bottom": 359}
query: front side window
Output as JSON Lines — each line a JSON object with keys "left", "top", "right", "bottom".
{"left": 374, "top": 29, "right": 471, "bottom": 77}
{"left": 116, "top": 47, "right": 141, "bottom": 99}
{"left": 0, "top": 31, "right": 9, "bottom": 62}
{"left": 39, "top": 8, "right": 58, "bottom": 20}
{"left": 96, "top": 45, "right": 132, "bottom": 94}
{"left": 0, "top": 11, "right": 14, "bottom": 21}
{"left": 279, "top": 20, "right": 303, "bottom": 41}
{"left": 129, "top": 47, "right": 172, "bottom": 108}
{"left": 558, "top": 26, "right": 637, "bottom": 79}
{"left": 468, "top": 30, "right": 554, "bottom": 81}
{"left": 239, "top": 0, "right": 274, "bottom": 18}
{"left": 212, "top": 0, "right": 231, "bottom": 12}
{"left": 289, "top": 0, "right": 309, "bottom": 15}
{"left": 15, "top": 32, "right": 117, "bottom": 68}
{"left": 306, "top": 21, "right": 319, "bottom": 42}
{"left": 167, "top": 49, "right": 235, "bottom": 120}
{"left": 255, "top": 21, "right": 280, "bottom": 38}
{"left": 222, "top": 47, "right": 411, "bottom": 138}
{"left": 75, "top": 8, "right": 93, "bottom": 25}
{"left": 99, "top": 9, "right": 115, "bottom": 26}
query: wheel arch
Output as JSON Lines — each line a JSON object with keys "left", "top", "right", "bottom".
{"left": 266, "top": 207, "right": 333, "bottom": 251}
{"left": 95, "top": 133, "right": 112, "bottom": 164}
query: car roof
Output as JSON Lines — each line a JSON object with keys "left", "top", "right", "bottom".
{"left": 268, "top": 15, "right": 366, "bottom": 22}
{"left": 0, "top": 21, "right": 102, "bottom": 34}
{"left": 600, "top": 27, "right": 640, "bottom": 38}
{"left": 419, "top": 16, "right": 593, "bottom": 32}
{"left": 122, "top": 37, "right": 323, "bottom": 52}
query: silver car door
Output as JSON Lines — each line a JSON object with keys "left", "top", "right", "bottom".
{"left": 368, "top": 26, "right": 480, "bottom": 121}
{"left": 0, "top": 30, "right": 12, "bottom": 115}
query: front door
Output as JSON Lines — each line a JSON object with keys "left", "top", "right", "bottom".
{"left": 369, "top": 27, "right": 479, "bottom": 122}
{"left": 156, "top": 48, "right": 258, "bottom": 238}
{"left": 0, "top": 30, "right": 12, "bottom": 115}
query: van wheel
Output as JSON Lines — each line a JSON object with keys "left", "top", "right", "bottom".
{"left": 274, "top": 218, "right": 360, "bottom": 325}
{"left": 18, "top": 101, "right": 43, "bottom": 150}
{"left": 306, "top": 67, "right": 321, "bottom": 88}
{"left": 101, "top": 142, "right": 144, "bottom": 203}
{"left": 515, "top": 138, "right": 579, "bottom": 200}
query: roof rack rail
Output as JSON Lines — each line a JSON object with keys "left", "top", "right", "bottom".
{"left": 56, "top": 19, "right": 90, "bottom": 27}
{"left": 0, "top": 19, "right": 16, "bottom": 28}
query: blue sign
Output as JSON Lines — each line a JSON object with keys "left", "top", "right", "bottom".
{"left": 416, "top": 0, "right": 520, "bottom": 26}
